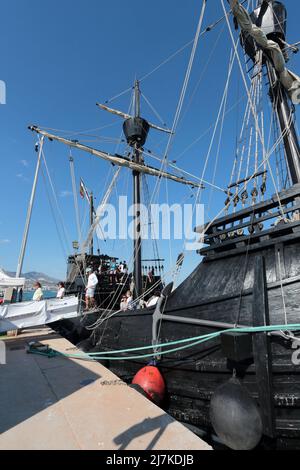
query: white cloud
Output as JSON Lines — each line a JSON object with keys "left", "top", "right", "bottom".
{"left": 20, "top": 159, "right": 29, "bottom": 167}
{"left": 60, "top": 190, "right": 73, "bottom": 198}
{"left": 16, "top": 173, "right": 29, "bottom": 182}
{"left": 0, "top": 239, "right": 10, "bottom": 244}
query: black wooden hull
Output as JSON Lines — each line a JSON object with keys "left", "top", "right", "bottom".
{"left": 55, "top": 185, "right": 300, "bottom": 449}
{"left": 88, "top": 317, "right": 300, "bottom": 449}
{"left": 61, "top": 236, "right": 300, "bottom": 449}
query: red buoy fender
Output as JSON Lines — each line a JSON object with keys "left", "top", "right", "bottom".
{"left": 132, "top": 366, "right": 165, "bottom": 405}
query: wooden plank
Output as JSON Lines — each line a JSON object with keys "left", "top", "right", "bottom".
{"left": 252, "top": 256, "right": 276, "bottom": 438}
{"left": 275, "top": 243, "right": 286, "bottom": 281}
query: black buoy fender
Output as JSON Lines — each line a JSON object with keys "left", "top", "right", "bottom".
{"left": 210, "top": 377, "right": 263, "bottom": 450}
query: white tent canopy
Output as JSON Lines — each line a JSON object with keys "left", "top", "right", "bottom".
{"left": 0, "top": 269, "right": 25, "bottom": 289}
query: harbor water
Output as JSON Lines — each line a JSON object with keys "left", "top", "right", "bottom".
{"left": 23, "top": 290, "right": 56, "bottom": 301}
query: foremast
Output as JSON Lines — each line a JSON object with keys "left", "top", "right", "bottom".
{"left": 131, "top": 81, "right": 143, "bottom": 299}
{"left": 28, "top": 81, "right": 199, "bottom": 300}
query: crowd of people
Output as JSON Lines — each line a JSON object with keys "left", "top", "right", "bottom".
{"left": 31, "top": 258, "right": 161, "bottom": 312}
{"left": 102, "top": 259, "right": 129, "bottom": 284}
{"left": 119, "top": 289, "right": 161, "bottom": 311}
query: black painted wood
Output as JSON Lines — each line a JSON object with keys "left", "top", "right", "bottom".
{"left": 201, "top": 231, "right": 300, "bottom": 262}
{"left": 200, "top": 219, "right": 300, "bottom": 257}
{"left": 57, "top": 210, "right": 300, "bottom": 447}
{"left": 252, "top": 256, "right": 276, "bottom": 438}
{"left": 195, "top": 184, "right": 300, "bottom": 233}
{"left": 203, "top": 202, "right": 300, "bottom": 242}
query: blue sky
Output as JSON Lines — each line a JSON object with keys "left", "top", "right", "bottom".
{"left": 1, "top": 0, "right": 300, "bottom": 281}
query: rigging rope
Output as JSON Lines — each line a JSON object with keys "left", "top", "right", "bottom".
{"left": 207, "top": 49, "right": 232, "bottom": 216}
{"left": 89, "top": 125, "right": 296, "bottom": 332}
{"left": 221, "top": 0, "right": 288, "bottom": 220}
{"left": 277, "top": 248, "right": 288, "bottom": 326}
{"left": 141, "top": 93, "right": 166, "bottom": 127}
{"left": 39, "top": 122, "right": 120, "bottom": 138}
{"left": 40, "top": 148, "right": 87, "bottom": 286}
{"left": 143, "top": 150, "right": 225, "bottom": 192}
{"left": 138, "top": 0, "right": 249, "bottom": 83}
{"left": 175, "top": 94, "right": 247, "bottom": 163}
{"left": 177, "top": 24, "right": 226, "bottom": 131}
{"left": 189, "top": 38, "right": 239, "bottom": 223}
{"left": 149, "top": 0, "right": 208, "bottom": 209}
{"left": 40, "top": 167, "right": 69, "bottom": 260}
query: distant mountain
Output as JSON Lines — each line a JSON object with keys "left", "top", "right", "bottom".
{"left": 5, "top": 271, "right": 59, "bottom": 289}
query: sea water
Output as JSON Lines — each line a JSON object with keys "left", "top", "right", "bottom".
{"left": 23, "top": 291, "right": 56, "bottom": 301}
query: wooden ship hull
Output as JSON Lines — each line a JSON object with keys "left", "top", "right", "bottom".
{"left": 29, "top": 0, "right": 300, "bottom": 450}
{"left": 55, "top": 185, "right": 300, "bottom": 449}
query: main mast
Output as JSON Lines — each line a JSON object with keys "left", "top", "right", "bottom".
{"left": 132, "top": 80, "right": 143, "bottom": 299}
{"left": 267, "top": 64, "right": 300, "bottom": 185}
{"left": 231, "top": 0, "right": 300, "bottom": 186}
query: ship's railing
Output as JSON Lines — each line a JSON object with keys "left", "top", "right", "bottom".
{"left": 197, "top": 184, "right": 300, "bottom": 259}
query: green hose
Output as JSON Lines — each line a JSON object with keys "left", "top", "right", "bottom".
{"left": 28, "top": 323, "right": 300, "bottom": 362}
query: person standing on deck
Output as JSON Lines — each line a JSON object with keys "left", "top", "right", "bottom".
{"left": 119, "top": 261, "right": 128, "bottom": 283}
{"left": 56, "top": 282, "right": 66, "bottom": 299}
{"left": 147, "top": 267, "right": 155, "bottom": 285}
{"left": 120, "top": 295, "right": 128, "bottom": 311}
{"left": 85, "top": 267, "right": 98, "bottom": 310}
{"left": 109, "top": 258, "right": 117, "bottom": 284}
{"left": 33, "top": 282, "right": 43, "bottom": 301}
{"left": 126, "top": 290, "right": 135, "bottom": 310}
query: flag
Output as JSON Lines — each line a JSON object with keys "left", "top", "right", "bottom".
{"left": 79, "top": 179, "right": 90, "bottom": 203}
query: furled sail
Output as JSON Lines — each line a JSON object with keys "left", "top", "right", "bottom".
{"left": 229, "top": 0, "right": 300, "bottom": 104}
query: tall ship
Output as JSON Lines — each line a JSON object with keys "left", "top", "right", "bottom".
{"left": 8, "top": 0, "right": 300, "bottom": 450}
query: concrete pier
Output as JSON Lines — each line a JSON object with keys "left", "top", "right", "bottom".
{"left": 0, "top": 327, "right": 211, "bottom": 450}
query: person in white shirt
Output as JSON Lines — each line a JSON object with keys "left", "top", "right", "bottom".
{"left": 119, "top": 261, "right": 128, "bottom": 283}
{"left": 57, "top": 282, "right": 66, "bottom": 299}
{"left": 33, "top": 282, "right": 43, "bottom": 301}
{"left": 126, "top": 290, "right": 135, "bottom": 311}
{"left": 85, "top": 268, "right": 98, "bottom": 310}
{"left": 146, "top": 290, "right": 161, "bottom": 308}
{"left": 120, "top": 295, "right": 128, "bottom": 311}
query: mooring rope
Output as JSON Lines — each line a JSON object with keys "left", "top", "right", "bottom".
{"left": 28, "top": 323, "right": 300, "bottom": 363}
